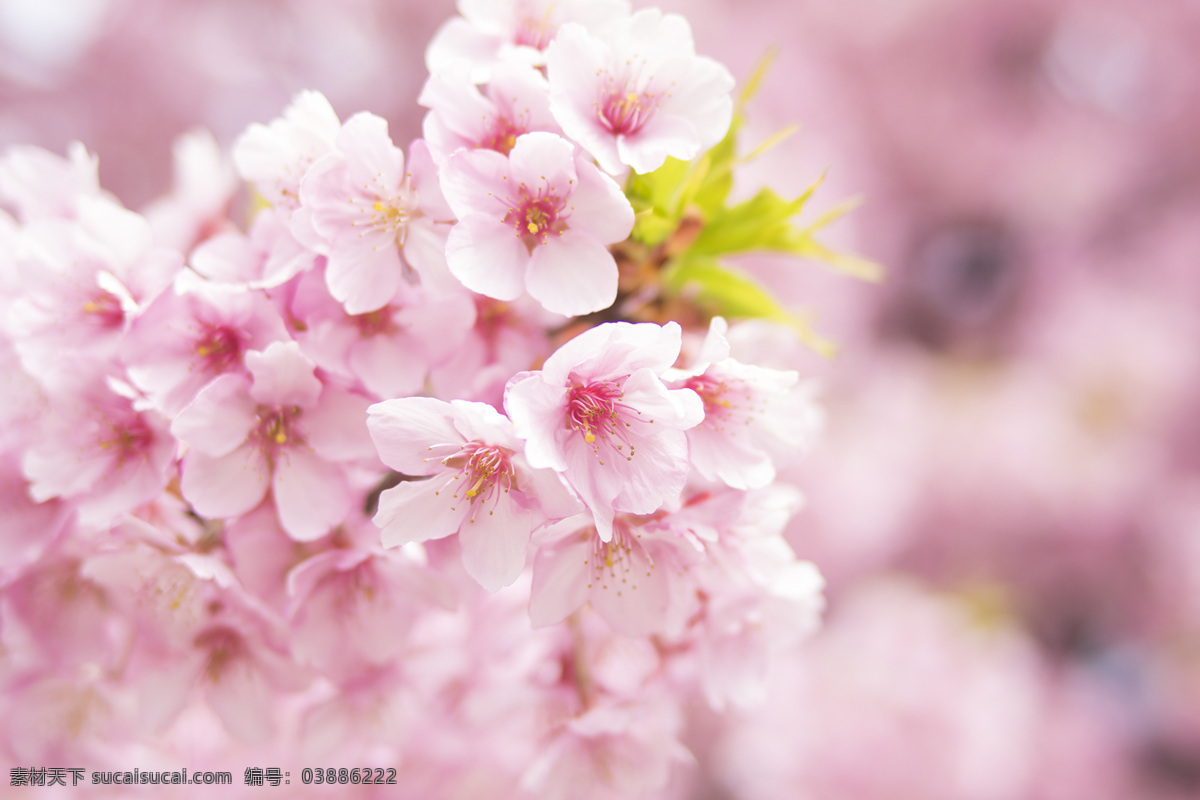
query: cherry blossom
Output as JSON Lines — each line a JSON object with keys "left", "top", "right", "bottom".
{"left": 440, "top": 131, "right": 634, "bottom": 315}
{"left": 420, "top": 61, "right": 559, "bottom": 164}
{"left": 231, "top": 90, "right": 340, "bottom": 215}
{"left": 0, "top": 141, "right": 100, "bottom": 222}
{"left": 426, "top": 0, "right": 632, "bottom": 82}
{"left": 295, "top": 114, "right": 456, "bottom": 311}
{"left": 122, "top": 271, "right": 290, "bottom": 417}
{"left": 504, "top": 321, "right": 704, "bottom": 540}
{"left": 367, "top": 396, "right": 579, "bottom": 591}
{"left": 668, "top": 317, "right": 823, "bottom": 490}
{"left": 285, "top": 267, "right": 476, "bottom": 401}
{"left": 529, "top": 510, "right": 705, "bottom": 636}
{"left": 172, "top": 341, "right": 375, "bottom": 541}
{"left": 20, "top": 381, "right": 175, "bottom": 528}
{"left": 546, "top": 10, "right": 735, "bottom": 175}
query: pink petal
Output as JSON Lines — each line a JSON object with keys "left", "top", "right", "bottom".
{"left": 446, "top": 213, "right": 529, "bottom": 300}
{"left": 529, "top": 533, "right": 591, "bottom": 628}
{"left": 272, "top": 448, "right": 350, "bottom": 541}
{"left": 588, "top": 542, "right": 670, "bottom": 636}
{"left": 507, "top": 133, "right": 577, "bottom": 196}
{"left": 180, "top": 445, "right": 270, "bottom": 519}
{"left": 539, "top": 320, "right": 682, "bottom": 386}
{"left": 401, "top": 217, "right": 457, "bottom": 292}
{"left": 246, "top": 341, "right": 322, "bottom": 408}
{"left": 207, "top": 658, "right": 274, "bottom": 743}
{"left": 350, "top": 334, "right": 429, "bottom": 399}
{"left": 457, "top": 496, "right": 535, "bottom": 592}
{"left": 170, "top": 373, "right": 257, "bottom": 457}
{"left": 617, "top": 115, "right": 700, "bottom": 175}
{"left": 324, "top": 237, "right": 404, "bottom": 315}
{"left": 566, "top": 159, "right": 635, "bottom": 244}
{"left": 409, "top": 139, "right": 454, "bottom": 218}
{"left": 525, "top": 229, "right": 618, "bottom": 316}
{"left": 374, "top": 474, "right": 469, "bottom": 547}
{"left": 440, "top": 147, "right": 511, "bottom": 219}
{"left": 367, "top": 396, "right": 461, "bottom": 474}
{"left": 302, "top": 386, "right": 375, "bottom": 461}
{"left": 336, "top": 112, "right": 405, "bottom": 192}
{"left": 504, "top": 372, "right": 569, "bottom": 471}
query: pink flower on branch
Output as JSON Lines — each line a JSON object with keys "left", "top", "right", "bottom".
{"left": 368, "top": 396, "right": 579, "bottom": 591}
{"left": 441, "top": 131, "right": 633, "bottom": 316}
{"left": 420, "top": 62, "right": 559, "bottom": 164}
{"left": 668, "top": 317, "right": 823, "bottom": 490}
{"left": 546, "top": 10, "right": 734, "bottom": 175}
{"left": 504, "top": 321, "right": 704, "bottom": 541}
{"left": 426, "top": 0, "right": 632, "bottom": 81}
{"left": 171, "top": 341, "right": 375, "bottom": 541}
{"left": 296, "top": 115, "right": 455, "bottom": 312}
{"left": 122, "top": 272, "right": 290, "bottom": 417}
{"left": 528, "top": 511, "right": 705, "bottom": 636}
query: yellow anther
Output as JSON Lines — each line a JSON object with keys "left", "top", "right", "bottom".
{"left": 527, "top": 221, "right": 540, "bottom": 234}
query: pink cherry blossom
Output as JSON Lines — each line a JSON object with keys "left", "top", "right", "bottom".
{"left": 368, "top": 396, "right": 579, "bottom": 591}
{"left": 522, "top": 695, "right": 691, "bottom": 800}
{"left": 172, "top": 341, "right": 376, "bottom": 541}
{"left": 5, "top": 205, "right": 180, "bottom": 392}
{"left": 189, "top": 206, "right": 319, "bottom": 289}
{"left": 426, "top": 0, "right": 632, "bottom": 82}
{"left": 21, "top": 381, "right": 175, "bottom": 529}
{"left": 0, "top": 141, "right": 100, "bottom": 222}
{"left": 546, "top": 10, "right": 735, "bottom": 175}
{"left": 125, "top": 587, "right": 308, "bottom": 744}
{"left": 668, "top": 317, "right": 823, "bottom": 490}
{"left": 528, "top": 510, "right": 705, "bottom": 636}
{"left": 122, "top": 271, "right": 290, "bottom": 417}
{"left": 231, "top": 90, "right": 340, "bottom": 215}
{"left": 674, "top": 486, "right": 825, "bottom": 711}
{"left": 420, "top": 61, "right": 559, "bottom": 164}
{"left": 285, "top": 267, "right": 477, "bottom": 401}
{"left": 287, "top": 548, "right": 450, "bottom": 681}
{"left": 504, "top": 321, "right": 704, "bottom": 540}
{"left": 296, "top": 114, "right": 456, "bottom": 311}
{"left": 440, "top": 131, "right": 633, "bottom": 315}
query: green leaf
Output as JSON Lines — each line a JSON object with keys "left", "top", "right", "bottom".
{"left": 688, "top": 183, "right": 820, "bottom": 257}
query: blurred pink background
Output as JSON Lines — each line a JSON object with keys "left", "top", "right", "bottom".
{"left": 3, "top": 0, "right": 1198, "bottom": 797}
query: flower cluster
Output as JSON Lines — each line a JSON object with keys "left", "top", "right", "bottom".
{"left": 0, "top": 2, "right": 865, "bottom": 796}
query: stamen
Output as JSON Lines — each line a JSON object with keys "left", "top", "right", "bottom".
{"left": 566, "top": 379, "right": 639, "bottom": 459}
{"left": 438, "top": 441, "right": 516, "bottom": 509}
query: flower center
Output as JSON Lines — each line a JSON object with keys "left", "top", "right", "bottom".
{"left": 371, "top": 197, "right": 412, "bottom": 243}
{"left": 597, "top": 85, "right": 660, "bottom": 137}
{"left": 684, "top": 373, "right": 753, "bottom": 432}
{"left": 350, "top": 178, "right": 415, "bottom": 245}
{"left": 82, "top": 291, "right": 126, "bottom": 329}
{"left": 583, "top": 519, "right": 653, "bottom": 591}
{"left": 194, "top": 627, "right": 245, "bottom": 684}
{"left": 506, "top": 188, "right": 566, "bottom": 250}
{"left": 432, "top": 441, "right": 517, "bottom": 517}
{"left": 477, "top": 117, "right": 524, "bottom": 156}
{"left": 97, "top": 413, "right": 155, "bottom": 467}
{"left": 566, "top": 379, "right": 639, "bottom": 461}
{"left": 252, "top": 406, "right": 302, "bottom": 452}
{"left": 353, "top": 307, "right": 397, "bottom": 338}
{"left": 513, "top": 6, "right": 556, "bottom": 50}
{"left": 194, "top": 324, "right": 242, "bottom": 372}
